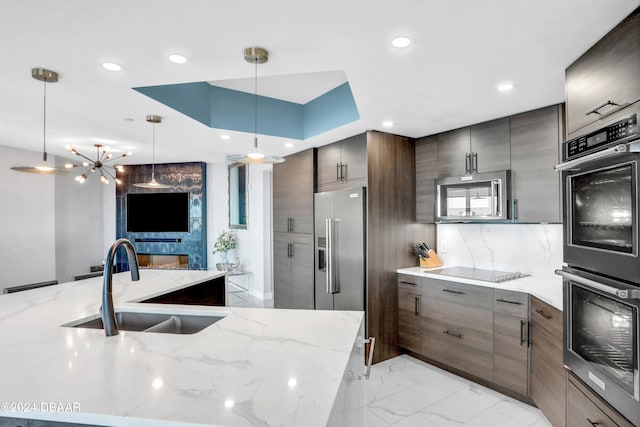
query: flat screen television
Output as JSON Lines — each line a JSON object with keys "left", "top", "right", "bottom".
{"left": 126, "top": 192, "right": 189, "bottom": 233}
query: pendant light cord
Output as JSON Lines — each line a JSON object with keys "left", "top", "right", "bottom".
{"left": 254, "top": 58, "right": 258, "bottom": 151}
{"left": 151, "top": 122, "right": 156, "bottom": 179}
{"left": 42, "top": 77, "right": 47, "bottom": 162}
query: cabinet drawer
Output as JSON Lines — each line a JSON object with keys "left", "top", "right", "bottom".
{"left": 531, "top": 296, "right": 562, "bottom": 340}
{"left": 494, "top": 289, "right": 529, "bottom": 318}
{"left": 567, "top": 373, "right": 634, "bottom": 427}
{"left": 398, "top": 274, "right": 421, "bottom": 295}
{"left": 422, "top": 316, "right": 493, "bottom": 381}
{"left": 422, "top": 299, "right": 494, "bottom": 349}
{"left": 422, "top": 278, "right": 493, "bottom": 310}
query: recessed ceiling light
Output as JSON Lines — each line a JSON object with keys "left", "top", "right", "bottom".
{"left": 391, "top": 36, "right": 412, "bottom": 49}
{"left": 220, "top": 134, "right": 231, "bottom": 140}
{"left": 382, "top": 120, "right": 394, "bottom": 127}
{"left": 497, "top": 81, "right": 515, "bottom": 93}
{"left": 168, "top": 54, "right": 188, "bottom": 64}
{"left": 102, "top": 62, "right": 123, "bottom": 72}
{"left": 123, "top": 117, "right": 134, "bottom": 122}
{"left": 284, "top": 142, "right": 294, "bottom": 148}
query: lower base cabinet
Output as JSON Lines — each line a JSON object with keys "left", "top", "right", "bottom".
{"left": 493, "top": 313, "right": 529, "bottom": 396}
{"left": 530, "top": 297, "right": 566, "bottom": 427}
{"left": 567, "top": 373, "right": 634, "bottom": 427}
{"left": 273, "top": 234, "right": 314, "bottom": 309}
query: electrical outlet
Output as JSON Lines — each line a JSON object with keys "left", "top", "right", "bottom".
{"left": 441, "top": 241, "right": 448, "bottom": 253}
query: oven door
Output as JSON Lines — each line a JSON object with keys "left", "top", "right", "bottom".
{"left": 563, "top": 152, "right": 639, "bottom": 283}
{"left": 560, "top": 267, "right": 640, "bottom": 426}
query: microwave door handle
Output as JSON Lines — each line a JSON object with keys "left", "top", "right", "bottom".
{"left": 555, "top": 269, "right": 640, "bottom": 299}
{"left": 490, "top": 180, "right": 498, "bottom": 217}
{"left": 555, "top": 144, "right": 629, "bottom": 171}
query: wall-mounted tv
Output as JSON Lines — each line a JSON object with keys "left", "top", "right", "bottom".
{"left": 126, "top": 192, "right": 189, "bottom": 233}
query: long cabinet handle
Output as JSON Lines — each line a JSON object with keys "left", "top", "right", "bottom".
{"left": 414, "top": 296, "right": 420, "bottom": 317}
{"left": 472, "top": 152, "right": 478, "bottom": 173}
{"left": 520, "top": 320, "right": 527, "bottom": 346}
{"left": 496, "top": 298, "right": 523, "bottom": 305}
{"left": 535, "top": 309, "right": 552, "bottom": 320}
{"left": 341, "top": 163, "right": 347, "bottom": 181}
{"left": 399, "top": 280, "right": 417, "bottom": 286}
{"left": 465, "top": 153, "right": 472, "bottom": 174}
{"left": 586, "top": 100, "right": 619, "bottom": 116}
{"left": 336, "top": 163, "right": 341, "bottom": 181}
{"left": 442, "top": 289, "right": 465, "bottom": 295}
{"left": 443, "top": 330, "right": 463, "bottom": 339}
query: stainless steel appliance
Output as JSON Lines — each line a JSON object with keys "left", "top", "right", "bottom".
{"left": 556, "top": 110, "right": 640, "bottom": 284}
{"left": 436, "top": 170, "right": 511, "bottom": 221}
{"left": 558, "top": 267, "right": 640, "bottom": 426}
{"left": 314, "top": 187, "right": 366, "bottom": 311}
{"left": 557, "top": 110, "right": 640, "bottom": 425}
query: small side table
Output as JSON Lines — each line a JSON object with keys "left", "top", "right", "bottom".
{"left": 226, "top": 269, "right": 252, "bottom": 297}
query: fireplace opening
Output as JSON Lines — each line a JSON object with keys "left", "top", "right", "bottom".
{"left": 138, "top": 254, "right": 189, "bottom": 270}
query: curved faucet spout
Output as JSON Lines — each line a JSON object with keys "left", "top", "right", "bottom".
{"left": 102, "top": 238, "right": 140, "bottom": 336}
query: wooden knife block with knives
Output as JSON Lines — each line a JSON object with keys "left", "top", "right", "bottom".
{"left": 420, "top": 250, "right": 443, "bottom": 268}
{"left": 413, "top": 242, "right": 443, "bottom": 268}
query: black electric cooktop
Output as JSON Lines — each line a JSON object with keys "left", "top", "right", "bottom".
{"left": 426, "top": 266, "right": 528, "bottom": 283}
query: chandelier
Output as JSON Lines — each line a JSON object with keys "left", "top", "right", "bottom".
{"left": 226, "top": 47, "right": 285, "bottom": 164}
{"left": 65, "top": 144, "right": 131, "bottom": 184}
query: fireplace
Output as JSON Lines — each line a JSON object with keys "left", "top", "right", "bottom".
{"left": 138, "top": 254, "right": 189, "bottom": 270}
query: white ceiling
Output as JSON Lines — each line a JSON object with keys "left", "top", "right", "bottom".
{"left": 0, "top": 0, "right": 638, "bottom": 166}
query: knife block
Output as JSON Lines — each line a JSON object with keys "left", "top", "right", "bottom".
{"left": 419, "top": 250, "right": 443, "bottom": 268}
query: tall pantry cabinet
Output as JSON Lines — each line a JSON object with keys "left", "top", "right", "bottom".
{"left": 272, "top": 149, "right": 316, "bottom": 309}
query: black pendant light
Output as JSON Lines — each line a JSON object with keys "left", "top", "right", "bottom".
{"left": 10, "top": 68, "right": 69, "bottom": 175}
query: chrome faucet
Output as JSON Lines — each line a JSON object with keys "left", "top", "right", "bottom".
{"left": 102, "top": 238, "right": 140, "bottom": 336}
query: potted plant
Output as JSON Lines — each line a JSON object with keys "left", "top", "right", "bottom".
{"left": 213, "top": 230, "right": 237, "bottom": 271}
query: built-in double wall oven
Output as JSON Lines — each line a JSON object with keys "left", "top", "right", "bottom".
{"left": 556, "top": 110, "right": 640, "bottom": 425}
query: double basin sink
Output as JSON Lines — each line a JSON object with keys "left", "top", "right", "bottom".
{"left": 63, "top": 282, "right": 228, "bottom": 335}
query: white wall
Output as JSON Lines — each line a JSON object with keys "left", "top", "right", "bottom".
{"left": 206, "top": 162, "right": 273, "bottom": 299}
{"left": 54, "top": 162, "right": 105, "bottom": 282}
{"left": 0, "top": 146, "right": 57, "bottom": 289}
{"left": 435, "top": 223, "right": 563, "bottom": 279}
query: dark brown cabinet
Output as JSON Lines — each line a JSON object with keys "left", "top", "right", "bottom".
{"left": 273, "top": 149, "right": 315, "bottom": 234}
{"left": 415, "top": 135, "right": 438, "bottom": 223}
{"left": 420, "top": 278, "right": 494, "bottom": 382}
{"left": 510, "top": 105, "right": 562, "bottom": 223}
{"left": 273, "top": 235, "right": 314, "bottom": 309}
{"left": 565, "top": 7, "right": 640, "bottom": 137}
{"left": 530, "top": 297, "right": 566, "bottom": 427}
{"left": 317, "top": 133, "right": 367, "bottom": 190}
{"left": 567, "top": 372, "right": 634, "bottom": 427}
{"left": 273, "top": 149, "right": 316, "bottom": 309}
{"left": 493, "top": 289, "right": 530, "bottom": 397}
{"left": 437, "top": 118, "right": 510, "bottom": 176}
{"left": 397, "top": 275, "right": 421, "bottom": 354}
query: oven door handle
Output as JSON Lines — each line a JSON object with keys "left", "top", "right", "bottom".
{"left": 555, "top": 269, "right": 640, "bottom": 299}
{"left": 554, "top": 142, "right": 639, "bottom": 171}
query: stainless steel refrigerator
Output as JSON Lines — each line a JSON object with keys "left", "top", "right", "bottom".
{"left": 314, "top": 187, "right": 366, "bottom": 311}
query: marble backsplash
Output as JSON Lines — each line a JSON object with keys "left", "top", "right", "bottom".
{"left": 435, "top": 223, "right": 563, "bottom": 279}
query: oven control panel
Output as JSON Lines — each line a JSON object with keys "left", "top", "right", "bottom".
{"left": 564, "top": 113, "right": 638, "bottom": 160}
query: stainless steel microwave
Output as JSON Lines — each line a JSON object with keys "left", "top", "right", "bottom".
{"left": 436, "top": 170, "right": 511, "bottom": 221}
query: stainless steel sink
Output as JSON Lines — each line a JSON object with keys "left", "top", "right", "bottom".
{"left": 63, "top": 310, "right": 226, "bottom": 334}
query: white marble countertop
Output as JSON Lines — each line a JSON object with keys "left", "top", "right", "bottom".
{"left": 397, "top": 266, "right": 563, "bottom": 310}
{"left": 0, "top": 270, "right": 364, "bottom": 426}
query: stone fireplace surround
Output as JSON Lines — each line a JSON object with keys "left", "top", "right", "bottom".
{"left": 115, "top": 162, "right": 207, "bottom": 271}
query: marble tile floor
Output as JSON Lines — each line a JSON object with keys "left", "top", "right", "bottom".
{"left": 367, "top": 355, "right": 552, "bottom": 427}
{"left": 230, "top": 294, "right": 550, "bottom": 426}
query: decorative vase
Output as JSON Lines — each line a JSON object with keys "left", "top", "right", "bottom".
{"left": 216, "top": 252, "right": 230, "bottom": 271}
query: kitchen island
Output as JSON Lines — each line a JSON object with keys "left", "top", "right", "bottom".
{"left": 0, "top": 270, "right": 366, "bottom": 427}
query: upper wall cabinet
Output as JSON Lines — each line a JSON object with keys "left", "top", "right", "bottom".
{"left": 273, "top": 149, "right": 316, "bottom": 234}
{"left": 565, "top": 7, "right": 640, "bottom": 138}
{"left": 510, "top": 105, "right": 562, "bottom": 223}
{"left": 317, "top": 133, "right": 367, "bottom": 190}
{"left": 416, "top": 105, "right": 562, "bottom": 223}
{"left": 437, "top": 118, "right": 510, "bottom": 176}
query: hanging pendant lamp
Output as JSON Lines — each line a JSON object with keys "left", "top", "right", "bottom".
{"left": 10, "top": 68, "right": 69, "bottom": 175}
{"left": 133, "top": 115, "right": 171, "bottom": 188}
{"left": 226, "top": 47, "right": 285, "bottom": 165}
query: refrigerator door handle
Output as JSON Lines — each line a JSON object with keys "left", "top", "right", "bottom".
{"left": 325, "top": 218, "right": 333, "bottom": 294}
